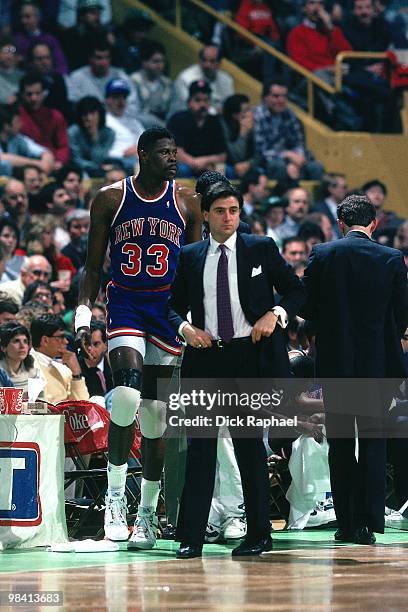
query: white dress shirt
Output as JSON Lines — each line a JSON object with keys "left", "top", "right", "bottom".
{"left": 180, "top": 232, "right": 288, "bottom": 339}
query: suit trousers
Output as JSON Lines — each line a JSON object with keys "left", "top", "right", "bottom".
{"left": 175, "top": 340, "right": 271, "bottom": 545}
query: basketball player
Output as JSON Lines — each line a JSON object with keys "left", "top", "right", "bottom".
{"left": 75, "top": 128, "right": 202, "bottom": 550}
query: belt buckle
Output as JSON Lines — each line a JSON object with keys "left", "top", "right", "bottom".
{"left": 216, "top": 339, "right": 224, "bottom": 349}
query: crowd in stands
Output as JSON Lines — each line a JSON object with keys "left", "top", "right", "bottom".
{"left": 0, "top": 0, "right": 406, "bottom": 530}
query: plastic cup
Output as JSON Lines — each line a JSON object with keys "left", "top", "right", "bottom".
{"left": 0, "top": 387, "right": 24, "bottom": 414}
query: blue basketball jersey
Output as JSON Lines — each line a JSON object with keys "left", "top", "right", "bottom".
{"left": 109, "top": 177, "right": 186, "bottom": 290}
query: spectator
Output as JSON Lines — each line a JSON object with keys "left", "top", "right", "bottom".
{"left": 0, "top": 254, "right": 51, "bottom": 306}
{"left": 105, "top": 163, "right": 126, "bottom": 184}
{"left": 221, "top": 94, "right": 256, "bottom": 178}
{"left": 0, "top": 218, "right": 25, "bottom": 281}
{"left": 0, "top": 104, "right": 54, "bottom": 176}
{"left": 394, "top": 221, "right": 408, "bottom": 251}
{"left": 114, "top": 9, "right": 155, "bottom": 74}
{"left": 68, "top": 96, "right": 115, "bottom": 178}
{"left": 171, "top": 44, "right": 234, "bottom": 115}
{"left": 374, "top": 0, "right": 408, "bottom": 49}
{"left": 67, "top": 39, "right": 139, "bottom": 117}
{"left": 37, "top": 182, "right": 72, "bottom": 218}
{"left": 313, "top": 172, "right": 346, "bottom": 238}
{"left": 17, "top": 164, "right": 44, "bottom": 212}
{"left": 78, "top": 319, "right": 113, "bottom": 397}
{"left": 167, "top": 80, "right": 227, "bottom": 178}
{"left": 0, "top": 293, "right": 19, "bottom": 323}
{"left": 131, "top": 40, "right": 173, "bottom": 128}
{"left": 362, "top": 179, "right": 404, "bottom": 239}
{"left": 342, "top": 0, "right": 395, "bottom": 132}
{"left": 0, "top": 35, "right": 23, "bottom": 105}
{"left": 104, "top": 78, "right": 144, "bottom": 174}
{"left": 91, "top": 300, "right": 106, "bottom": 322}
{"left": 56, "top": 165, "right": 85, "bottom": 209}
{"left": 304, "top": 211, "right": 334, "bottom": 241}
{"left": 30, "top": 314, "right": 89, "bottom": 404}
{"left": 248, "top": 213, "right": 267, "bottom": 235}
{"left": 297, "top": 220, "right": 325, "bottom": 253}
{"left": 60, "top": 0, "right": 113, "bottom": 71}
{"left": 19, "top": 73, "right": 70, "bottom": 169}
{"left": 287, "top": 0, "right": 351, "bottom": 82}
{"left": 0, "top": 321, "right": 41, "bottom": 394}
{"left": 26, "top": 41, "right": 73, "bottom": 121}
{"left": 51, "top": 288, "right": 66, "bottom": 317}
{"left": 16, "top": 300, "right": 49, "bottom": 331}
{"left": 61, "top": 209, "right": 90, "bottom": 271}
{"left": 275, "top": 187, "right": 310, "bottom": 240}
{"left": 261, "top": 195, "right": 287, "bottom": 243}
{"left": 13, "top": 1, "right": 68, "bottom": 74}
{"left": 1, "top": 178, "right": 30, "bottom": 233}
{"left": 240, "top": 169, "right": 270, "bottom": 217}
{"left": 254, "top": 79, "right": 324, "bottom": 181}
{"left": 282, "top": 237, "right": 307, "bottom": 266}
{"left": 22, "top": 280, "right": 52, "bottom": 307}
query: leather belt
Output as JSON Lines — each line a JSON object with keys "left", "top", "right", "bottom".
{"left": 211, "top": 337, "right": 252, "bottom": 349}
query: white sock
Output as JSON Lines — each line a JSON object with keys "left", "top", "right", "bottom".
{"left": 107, "top": 462, "right": 127, "bottom": 499}
{"left": 139, "top": 478, "right": 160, "bottom": 513}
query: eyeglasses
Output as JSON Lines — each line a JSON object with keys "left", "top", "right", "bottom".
{"left": 31, "top": 269, "right": 51, "bottom": 279}
{"left": 49, "top": 333, "right": 66, "bottom": 341}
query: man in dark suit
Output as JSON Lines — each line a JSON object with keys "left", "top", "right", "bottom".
{"left": 303, "top": 194, "right": 408, "bottom": 544}
{"left": 168, "top": 182, "right": 305, "bottom": 558}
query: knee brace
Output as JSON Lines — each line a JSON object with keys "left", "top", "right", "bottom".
{"left": 139, "top": 399, "right": 167, "bottom": 439}
{"left": 111, "top": 378, "right": 142, "bottom": 428}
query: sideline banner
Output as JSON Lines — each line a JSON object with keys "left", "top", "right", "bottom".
{"left": 0, "top": 414, "right": 68, "bottom": 549}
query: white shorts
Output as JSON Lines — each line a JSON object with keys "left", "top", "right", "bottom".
{"left": 108, "top": 335, "right": 181, "bottom": 366}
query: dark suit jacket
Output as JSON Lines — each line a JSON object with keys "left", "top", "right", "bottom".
{"left": 302, "top": 231, "right": 408, "bottom": 379}
{"left": 169, "top": 232, "right": 306, "bottom": 377}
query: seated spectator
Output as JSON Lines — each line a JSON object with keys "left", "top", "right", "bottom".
{"left": 342, "top": 0, "right": 396, "bottom": 132}
{"left": 0, "top": 292, "right": 18, "bottom": 324}
{"left": 26, "top": 42, "right": 73, "bottom": 121}
{"left": 312, "top": 172, "right": 346, "bottom": 238}
{"left": 60, "top": 0, "right": 114, "bottom": 71}
{"left": 297, "top": 220, "right": 325, "bottom": 253}
{"left": 79, "top": 319, "right": 113, "bottom": 397}
{"left": 0, "top": 254, "right": 51, "bottom": 306}
{"left": 114, "top": 9, "right": 155, "bottom": 74}
{"left": 171, "top": 45, "right": 234, "bottom": 115}
{"left": 394, "top": 221, "right": 408, "bottom": 251}
{"left": 17, "top": 164, "right": 44, "bottom": 212}
{"left": 304, "top": 210, "right": 334, "bottom": 241}
{"left": 167, "top": 80, "right": 227, "bottom": 178}
{"left": 0, "top": 218, "right": 25, "bottom": 281}
{"left": 0, "top": 35, "right": 23, "bottom": 105}
{"left": 22, "top": 280, "right": 52, "bottom": 308}
{"left": 362, "top": 179, "right": 404, "bottom": 240}
{"left": 0, "top": 321, "right": 40, "bottom": 394}
{"left": 36, "top": 182, "right": 72, "bottom": 217}
{"left": 61, "top": 209, "right": 90, "bottom": 272}
{"left": 240, "top": 169, "right": 270, "bottom": 218}
{"left": 68, "top": 96, "right": 115, "bottom": 178}
{"left": 221, "top": 94, "right": 256, "bottom": 178}
{"left": 247, "top": 213, "right": 267, "bottom": 235}
{"left": 67, "top": 39, "right": 139, "bottom": 117}
{"left": 261, "top": 195, "right": 287, "bottom": 244}
{"left": 282, "top": 237, "right": 307, "bottom": 266}
{"left": 19, "top": 73, "right": 70, "bottom": 169}
{"left": 30, "top": 314, "right": 89, "bottom": 404}
{"left": 91, "top": 301, "right": 106, "bottom": 322}
{"left": 287, "top": 0, "right": 351, "bottom": 82}
{"left": 236, "top": 0, "right": 281, "bottom": 79}
{"left": 56, "top": 165, "right": 85, "bottom": 210}
{"left": 13, "top": 2, "right": 68, "bottom": 74}
{"left": 1, "top": 178, "right": 30, "bottom": 234}
{"left": 374, "top": 0, "right": 408, "bottom": 49}
{"left": 104, "top": 78, "right": 144, "bottom": 174}
{"left": 0, "top": 104, "right": 54, "bottom": 176}
{"left": 275, "top": 187, "right": 310, "bottom": 240}
{"left": 51, "top": 288, "right": 66, "bottom": 319}
{"left": 254, "top": 79, "right": 324, "bottom": 181}
{"left": 16, "top": 300, "right": 49, "bottom": 331}
{"left": 131, "top": 40, "right": 173, "bottom": 128}
{"left": 105, "top": 163, "right": 126, "bottom": 185}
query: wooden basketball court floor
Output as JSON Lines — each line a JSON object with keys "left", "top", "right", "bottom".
{"left": 1, "top": 528, "right": 408, "bottom": 611}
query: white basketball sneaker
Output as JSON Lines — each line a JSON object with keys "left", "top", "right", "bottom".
{"left": 128, "top": 507, "right": 158, "bottom": 550}
{"left": 222, "top": 517, "right": 247, "bottom": 540}
{"left": 104, "top": 494, "right": 129, "bottom": 541}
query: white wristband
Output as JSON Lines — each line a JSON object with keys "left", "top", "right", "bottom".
{"left": 75, "top": 304, "right": 92, "bottom": 331}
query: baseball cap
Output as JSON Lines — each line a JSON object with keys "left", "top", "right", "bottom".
{"left": 261, "top": 195, "right": 286, "bottom": 213}
{"left": 189, "top": 79, "right": 211, "bottom": 99}
{"left": 77, "top": 0, "right": 103, "bottom": 11}
{"left": 105, "top": 78, "right": 131, "bottom": 97}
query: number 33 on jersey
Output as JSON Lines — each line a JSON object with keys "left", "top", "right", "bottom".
{"left": 110, "top": 177, "right": 186, "bottom": 289}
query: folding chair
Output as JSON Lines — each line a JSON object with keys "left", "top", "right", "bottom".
{"left": 49, "top": 400, "right": 142, "bottom": 538}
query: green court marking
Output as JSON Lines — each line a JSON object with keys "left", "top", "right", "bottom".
{"left": 1, "top": 529, "right": 408, "bottom": 575}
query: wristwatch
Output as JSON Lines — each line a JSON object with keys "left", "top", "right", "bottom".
{"left": 72, "top": 373, "right": 83, "bottom": 380}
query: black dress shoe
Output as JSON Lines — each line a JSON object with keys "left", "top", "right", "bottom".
{"left": 334, "top": 529, "right": 353, "bottom": 543}
{"left": 231, "top": 536, "right": 273, "bottom": 556}
{"left": 354, "top": 527, "right": 376, "bottom": 545}
{"left": 176, "top": 543, "right": 203, "bottom": 559}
